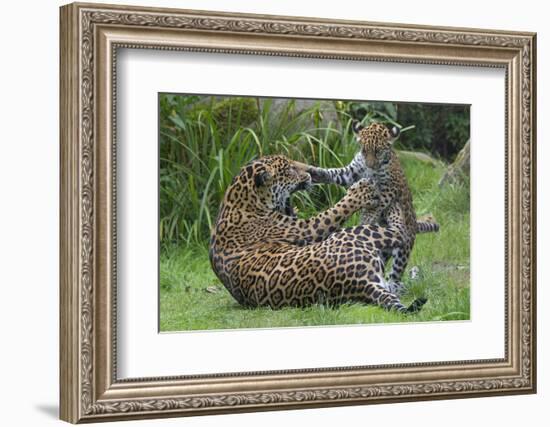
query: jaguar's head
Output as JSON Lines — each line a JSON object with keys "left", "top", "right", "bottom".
{"left": 241, "top": 155, "right": 312, "bottom": 215}
{"left": 352, "top": 121, "right": 400, "bottom": 170}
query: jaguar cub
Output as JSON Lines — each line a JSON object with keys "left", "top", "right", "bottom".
{"left": 209, "top": 155, "right": 426, "bottom": 313}
{"left": 305, "top": 122, "right": 439, "bottom": 294}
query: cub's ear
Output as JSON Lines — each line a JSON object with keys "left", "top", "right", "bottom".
{"left": 254, "top": 170, "right": 272, "bottom": 188}
{"left": 351, "top": 119, "right": 365, "bottom": 134}
{"left": 389, "top": 125, "right": 401, "bottom": 139}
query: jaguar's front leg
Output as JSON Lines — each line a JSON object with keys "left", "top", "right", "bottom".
{"left": 278, "top": 177, "right": 380, "bottom": 245}
{"left": 294, "top": 152, "right": 365, "bottom": 188}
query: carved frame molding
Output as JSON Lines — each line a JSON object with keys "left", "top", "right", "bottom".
{"left": 60, "top": 2, "right": 536, "bottom": 423}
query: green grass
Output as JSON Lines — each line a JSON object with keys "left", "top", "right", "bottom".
{"left": 160, "top": 154, "right": 470, "bottom": 332}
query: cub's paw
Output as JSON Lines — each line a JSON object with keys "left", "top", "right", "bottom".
{"left": 306, "top": 167, "right": 327, "bottom": 184}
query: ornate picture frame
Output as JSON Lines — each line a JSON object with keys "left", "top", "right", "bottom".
{"left": 60, "top": 2, "right": 536, "bottom": 423}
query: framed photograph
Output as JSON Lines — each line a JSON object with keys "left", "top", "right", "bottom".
{"left": 60, "top": 2, "right": 536, "bottom": 423}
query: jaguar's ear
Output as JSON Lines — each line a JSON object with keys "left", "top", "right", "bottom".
{"left": 389, "top": 125, "right": 400, "bottom": 140}
{"left": 352, "top": 119, "right": 364, "bottom": 134}
{"left": 254, "top": 170, "right": 272, "bottom": 188}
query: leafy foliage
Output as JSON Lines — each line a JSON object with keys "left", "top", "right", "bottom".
{"left": 397, "top": 103, "right": 470, "bottom": 161}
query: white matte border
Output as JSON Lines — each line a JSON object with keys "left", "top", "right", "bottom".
{"left": 117, "top": 49, "right": 505, "bottom": 378}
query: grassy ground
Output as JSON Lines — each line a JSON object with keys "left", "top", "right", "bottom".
{"left": 159, "top": 154, "right": 470, "bottom": 332}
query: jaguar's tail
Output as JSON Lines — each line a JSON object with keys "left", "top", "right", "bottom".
{"left": 417, "top": 221, "right": 440, "bottom": 233}
{"left": 405, "top": 297, "right": 428, "bottom": 314}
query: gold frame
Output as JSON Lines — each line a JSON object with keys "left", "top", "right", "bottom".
{"left": 60, "top": 2, "right": 537, "bottom": 423}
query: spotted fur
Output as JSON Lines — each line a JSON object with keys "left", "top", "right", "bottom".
{"left": 304, "top": 122, "right": 439, "bottom": 294}
{"left": 209, "top": 155, "right": 427, "bottom": 313}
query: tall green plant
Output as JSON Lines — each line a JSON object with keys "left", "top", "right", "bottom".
{"left": 159, "top": 95, "right": 468, "bottom": 249}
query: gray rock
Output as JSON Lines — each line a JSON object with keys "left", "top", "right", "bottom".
{"left": 439, "top": 140, "right": 470, "bottom": 186}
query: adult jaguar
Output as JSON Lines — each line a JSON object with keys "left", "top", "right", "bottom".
{"left": 304, "top": 121, "right": 439, "bottom": 294}
{"left": 209, "top": 155, "right": 427, "bottom": 313}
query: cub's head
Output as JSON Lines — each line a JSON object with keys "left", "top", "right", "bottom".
{"left": 352, "top": 121, "right": 400, "bottom": 170}
{"left": 241, "top": 155, "right": 312, "bottom": 214}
